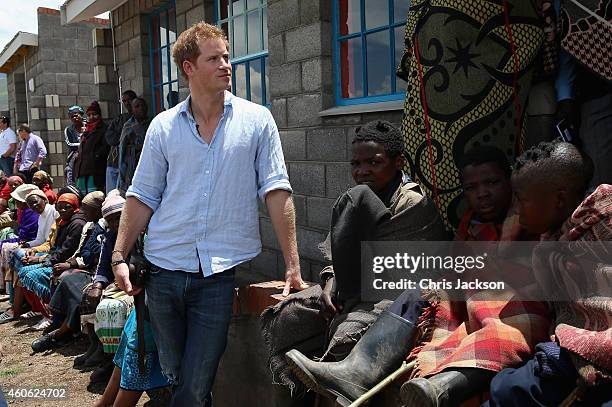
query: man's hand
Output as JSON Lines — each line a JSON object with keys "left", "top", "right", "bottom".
{"left": 282, "top": 264, "right": 309, "bottom": 296}
{"left": 319, "top": 277, "right": 340, "bottom": 321}
{"left": 87, "top": 284, "right": 103, "bottom": 305}
{"left": 113, "top": 262, "right": 142, "bottom": 296}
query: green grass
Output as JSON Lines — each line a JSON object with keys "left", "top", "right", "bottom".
{"left": 0, "top": 367, "right": 21, "bottom": 378}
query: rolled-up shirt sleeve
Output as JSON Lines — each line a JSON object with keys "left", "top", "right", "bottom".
{"left": 256, "top": 110, "right": 292, "bottom": 201}
{"left": 126, "top": 121, "right": 167, "bottom": 211}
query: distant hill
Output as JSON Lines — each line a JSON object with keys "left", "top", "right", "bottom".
{"left": 0, "top": 74, "right": 7, "bottom": 112}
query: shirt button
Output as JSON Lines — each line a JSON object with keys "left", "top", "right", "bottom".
{"left": 203, "top": 193, "right": 208, "bottom": 197}
{"left": 205, "top": 170, "right": 210, "bottom": 174}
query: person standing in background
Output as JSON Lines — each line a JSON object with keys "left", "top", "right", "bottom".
{"left": 14, "top": 124, "right": 46, "bottom": 183}
{"left": 105, "top": 91, "right": 136, "bottom": 194}
{"left": 0, "top": 117, "right": 17, "bottom": 176}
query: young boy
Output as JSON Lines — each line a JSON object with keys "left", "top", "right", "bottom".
{"left": 262, "top": 121, "right": 448, "bottom": 399}
{"left": 485, "top": 141, "right": 611, "bottom": 406}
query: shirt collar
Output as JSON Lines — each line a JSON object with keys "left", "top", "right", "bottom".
{"left": 179, "top": 90, "right": 234, "bottom": 119}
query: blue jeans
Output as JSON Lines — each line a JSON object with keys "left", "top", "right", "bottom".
{"left": 105, "top": 166, "right": 119, "bottom": 194}
{"left": 145, "top": 267, "right": 235, "bottom": 407}
{"left": 0, "top": 156, "right": 14, "bottom": 176}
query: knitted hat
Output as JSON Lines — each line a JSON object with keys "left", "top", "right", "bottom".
{"left": 25, "top": 189, "right": 48, "bottom": 202}
{"left": 11, "top": 184, "right": 40, "bottom": 203}
{"left": 86, "top": 101, "right": 101, "bottom": 115}
{"left": 102, "top": 190, "right": 125, "bottom": 218}
{"left": 82, "top": 191, "right": 105, "bottom": 210}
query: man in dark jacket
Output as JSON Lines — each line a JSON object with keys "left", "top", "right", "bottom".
{"left": 105, "top": 90, "right": 136, "bottom": 194}
{"left": 74, "top": 101, "right": 110, "bottom": 193}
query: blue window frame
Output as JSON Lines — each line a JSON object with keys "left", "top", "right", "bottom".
{"left": 333, "top": 0, "right": 409, "bottom": 106}
{"left": 148, "top": 2, "right": 179, "bottom": 114}
{"left": 216, "top": 0, "right": 269, "bottom": 106}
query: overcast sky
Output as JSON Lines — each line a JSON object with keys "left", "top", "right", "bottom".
{"left": 0, "top": 1, "right": 109, "bottom": 51}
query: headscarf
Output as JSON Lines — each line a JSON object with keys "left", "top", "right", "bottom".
{"left": 57, "top": 193, "right": 80, "bottom": 209}
{"left": 11, "top": 184, "right": 40, "bottom": 203}
{"left": 7, "top": 176, "right": 24, "bottom": 188}
{"left": 85, "top": 101, "right": 102, "bottom": 132}
{"left": 33, "top": 170, "right": 53, "bottom": 188}
{"left": 0, "top": 176, "right": 22, "bottom": 200}
{"left": 68, "top": 105, "right": 84, "bottom": 115}
{"left": 102, "top": 190, "right": 125, "bottom": 218}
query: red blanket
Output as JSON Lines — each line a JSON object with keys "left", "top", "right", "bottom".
{"left": 409, "top": 207, "right": 551, "bottom": 377}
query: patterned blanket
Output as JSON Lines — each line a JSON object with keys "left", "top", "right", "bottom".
{"left": 534, "top": 184, "right": 612, "bottom": 386}
{"left": 409, "top": 209, "right": 551, "bottom": 377}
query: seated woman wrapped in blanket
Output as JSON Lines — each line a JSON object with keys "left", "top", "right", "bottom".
{"left": 284, "top": 147, "right": 551, "bottom": 407}
{"left": 261, "top": 121, "right": 450, "bottom": 401}
{"left": 29, "top": 191, "right": 106, "bottom": 348}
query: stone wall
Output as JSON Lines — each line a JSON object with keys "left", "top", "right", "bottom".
{"left": 11, "top": 8, "right": 114, "bottom": 186}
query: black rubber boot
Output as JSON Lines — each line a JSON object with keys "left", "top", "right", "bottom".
{"left": 74, "top": 323, "right": 98, "bottom": 368}
{"left": 82, "top": 341, "right": 106, "bottom": 368}
{"left": 400, "top": 368, "right": 495, "bottom": 407}
{"left": 90, "top": 355, "right": 115, "bottom": 383}
{"left": 285, "top": 310, "right": 417, "bottom": 406}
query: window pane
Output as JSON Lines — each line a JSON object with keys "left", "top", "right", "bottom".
{"left": 250, "top": 59, "right": 262, "bottom": 104}
{"left": 364, "top": 0, "right": 388, "bottom": 30}
{"left": 366, "top": 30, "right": 391, "bottom": 95}
{"left": 394, "top": 25, "right": 407, "bottom": 90}
{"left": 264, "top": 57, "right": 269, "bottom": 105}
{"left": 394, "top": 0, "right": 409, "bottom": 23}
{"left": 232, "top": 0, "right": 244, "bottom": 16}
{"left": 247, "top": 10, "right": 262, "bottom": 54}
{"left": 168, "top": 8, "right": 177, "bottom": 43}
{"left": 220, "top": 0, "right": 229, "bottom": 19}
{"left": 161, "top": 47, "right": 170, "bottom": 83}
{"left": 246, "top": 0, "right": 259, "bottom": 10}
{"left": 168, "top": 82, "right": 179, "bottom": 107}
{"left": 339, "top": 37, "right": 363, "bottom": 98}
{"left": 159, "top": 11, "right": 167, "bottom": 47}
{"left": 262, "top": 7, "right": 268, "bottom": 50}
{"left": 338, "top": 0, "right": 360, "bottom": 36}
{"left": 234, "top": 63, "right": 247, "bottom": 99}
{"left": 162, "top": 83, "right": 171, "bottom": 110}
{"left": 233, "top": 15, "right": 246, "bottom": 57}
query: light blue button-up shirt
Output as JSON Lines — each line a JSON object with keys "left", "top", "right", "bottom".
{"left": 126, "top": 91, "right": 292, "bottom": 276}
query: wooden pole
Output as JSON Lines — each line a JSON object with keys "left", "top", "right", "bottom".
{"left": 348, "top": 361, "right": 416, "bottom": 407}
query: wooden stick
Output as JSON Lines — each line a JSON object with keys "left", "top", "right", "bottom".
{"left": 349, "top": 361, "right": 416, "bottom": 407}
{"left": 559, "top": 387, "right": 578, "bottom": 407}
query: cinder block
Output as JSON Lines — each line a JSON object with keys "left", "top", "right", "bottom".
{"left": 46, "top": 118, "right": 55, "bottom": 131}
{"left": 289, "top": 162, "right": 325, "bottom": 196}
{"left": 56, "top": 73, "right": 79, "bottom": 84}
{"left": 269, "top": 63, "right": 301, "bottom": 96}
{"left": 286, "top": 23, "right": 324, "bottom": 62}
{"left": 31, "top": 108, "right": 39, "bottom": 120}
{"left": 55, "top": 142, "right": 63, "bottom": 155}
{"left": 268, "top": 0, "right": 299, "bottom": 36}
{"left": 270, "top": 98, "right": 287, "bottom": 129}
{"left": 306, "top": 196, "right": 335, "bottom": 229}
{"left": 306, "top": 127, "right": 347, "bottom": 161}
{"left": 279, "top": 130, "right": 306, "bottom": 160}
{"left": 287, "top": 94, "right": 322, "bottom": 127}
{"left": 293, "top": 194, "right": 307, "bottom": 226}
{"left": 296, "top": 227, "right": 326, "bottom": 261}
{"left": 268, "top": 34, "right": 284, "bottom": 67}
{"left": 325, "top": 163, "right": 354, "bottom": 198}
{"left": 48, "top": 142, "right": 56, "bottom": 154}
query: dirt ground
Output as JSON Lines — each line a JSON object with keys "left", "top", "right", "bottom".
{"left": 0, "top": 297, "right": 154, "bottom": 406}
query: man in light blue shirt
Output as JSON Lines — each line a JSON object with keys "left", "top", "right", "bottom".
{"left": 111, "top": 22, "right": 307, "bottom": 406}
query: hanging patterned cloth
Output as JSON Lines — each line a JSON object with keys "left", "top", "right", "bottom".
{"left": 397, "top": 0, "right": 544, "bottom": 230}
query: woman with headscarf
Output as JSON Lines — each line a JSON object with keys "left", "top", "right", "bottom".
{"left": 73, "top": 101, "right": 109, "bottom": 193}
{"left": 30, "top": 191, "right": 106, "bottom": 345}
{"left": 7, "top": 192, "right": 87, "bottom": 330}
{"left": 31, "top": 170, "right": 57, "bottom": 205}
{"left": 0, "top": 176, "right": 25, "bottom": 233}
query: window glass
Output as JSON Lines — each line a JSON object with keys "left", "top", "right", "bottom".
{"left": 340, "top": 37, "right": 364, "bottom": 99}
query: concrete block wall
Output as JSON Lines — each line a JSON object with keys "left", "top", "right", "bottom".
{"left": 6, "top": 70, "right": 28, "bottom": 125}
{"left": 17, "top": 8, "right": 111, "bottom": 186}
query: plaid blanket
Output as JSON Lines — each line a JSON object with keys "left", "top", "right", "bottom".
{"left": 534, "top": 184, "right": 612, "bottom": 387}
{"left": 409, "top": 208, "right": 551, "bottom": 377}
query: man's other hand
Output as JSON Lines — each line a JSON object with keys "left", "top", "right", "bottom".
{"left": 113, "top": 262, "right": 142, "bottom": 296}
{"left": 282, "top": 265, "right": 309, "bottom": 297}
